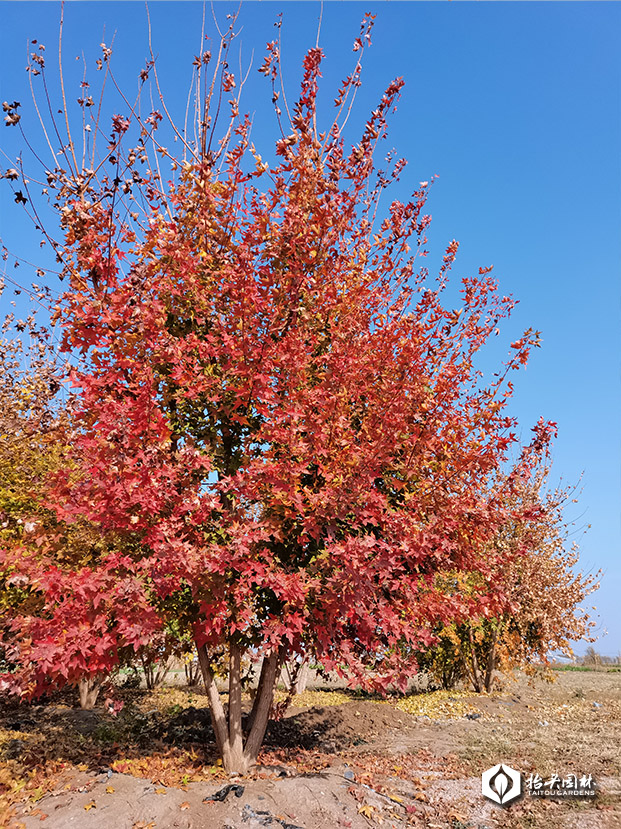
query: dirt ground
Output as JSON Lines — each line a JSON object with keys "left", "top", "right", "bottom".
{"left": 1, "top": 670, "right": 620, "bottom": 829}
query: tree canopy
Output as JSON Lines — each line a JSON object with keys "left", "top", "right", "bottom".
{"left": 0, "top": 13, "right": 582, "bottom": 773}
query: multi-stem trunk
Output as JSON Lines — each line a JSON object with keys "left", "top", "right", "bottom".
{"left": 77, "top": 674, "right": 103, "bottom": 709}
{"left": 197, "top": 641, "right": 282, "bottom": 774}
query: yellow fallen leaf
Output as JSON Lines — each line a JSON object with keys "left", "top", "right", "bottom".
{"left": 358, "top": 804, "right": 375, "bottom": 817}
{"left": 105, "top": 786, "right": 115, "bottom": 794}
{"left": 84, "top": 801, "right": 96, "bottom": 811}
{"left": 387, "top": 793, "right": 404, "bottom": 803}
{"left": 414, "top": 792, "right": 427, "bottom": 802}
{"left": 155, "top": 787, "right": 167, "bottom": 794}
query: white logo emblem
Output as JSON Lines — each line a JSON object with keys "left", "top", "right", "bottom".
{"left": 482, "top": 763, "right": 522, "bottom": 805}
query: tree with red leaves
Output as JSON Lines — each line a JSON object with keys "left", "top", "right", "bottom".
{"left": 1, "top": 13, "right": 556, "bottom": 772}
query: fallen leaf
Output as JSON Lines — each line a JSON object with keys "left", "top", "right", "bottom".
{"left": 414, "top": 792, "right": 427, "bottom": 802}
{"left": 105, "top": 786, "right": 115, "bottom": 794}
{"left": 84, "top": 801, "right": 96, "bottom": 811}
{"left": 180, "top": 801, "right": 190, "bottom": 811}
{"left": 387, "top": 793, "right": 404, "bottom": 803}
{"left": 348, "top": 785, "right": 363, "bottom": 802}
{"left": 155, "top": 787, "right": 167, "bottom": 794}
{"left": 358, "top": 804, "right": 375, "bottom": 818}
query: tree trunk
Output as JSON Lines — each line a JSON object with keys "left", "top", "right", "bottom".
{"left": 462, "top": 626, "right": 483, "bottom": 693}
{"left": 78, "top": 675, "right": 103, "bottom": 709}
{"left": 197, "top": 641, "right": 282, "bottom": 774}
{"left": 280, "top": 658, "right": 309, "bottom": 694}
{"left": 484, "top": 626, "right": 500, "bottom": 693}
{"left": 293, "top": 660, "right": 310, "bottom": 694}
{"left": 246, "top": 655, "right": 270, "bottom": 735}
{"left": 227, "top": 642, "right": 246, "bottom": 773}
{"left": 197, "top": 644, "right": 229, "bottom": 762}
{"left": 242, "top": 649, "right": 281, "bottom": 767}
{"left": 140, "top": 652, "right": 171, "bottom": 690}
{"left": 184, "top": 654, "right": 201, "bottom": 686}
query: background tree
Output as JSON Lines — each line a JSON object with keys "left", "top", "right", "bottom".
{"left": 1, "top": 13, "right": 560, "bottom": 772}
{"left": 0, "top": 313, "right": 159, "bottom": 708}
{"left": 582, "top": 647, "right": 603, "bottom": 667}
{"left": 418, "top": 459, "right": 599, "bottom": 692}
{"left": 0, "top": 318, "right": 70, "bottom": 684}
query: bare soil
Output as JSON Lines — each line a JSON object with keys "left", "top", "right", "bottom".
{"left": 1, "top": 670, "right": 620, "bottom": 829}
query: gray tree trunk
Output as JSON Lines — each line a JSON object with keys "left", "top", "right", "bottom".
{"left": 77, "top": 675, "right": 103, "bottom": 709}
{"left": 197, "top": 642, "right": 282, "bottom": 774}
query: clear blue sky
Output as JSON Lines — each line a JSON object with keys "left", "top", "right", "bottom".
{"left": 1, "top": 2, "right": 619, "bottom": 656}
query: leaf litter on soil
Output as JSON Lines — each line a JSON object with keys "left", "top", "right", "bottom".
{"left": 2, "top": 672, "right": 620, "bottom": 828}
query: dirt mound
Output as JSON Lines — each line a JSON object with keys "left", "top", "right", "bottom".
{"left": 266, "top": 701, "right": 417, "bottom": 752}
{"left": 122, "top": 699, "right": 418, "bottom": 754}
{"left": 153, "top": 705, "right": 214, "bottom": 746}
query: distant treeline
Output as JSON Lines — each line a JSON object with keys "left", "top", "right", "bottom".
{"left": 553, "top": 646, "right": 621, "bottom": 670}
